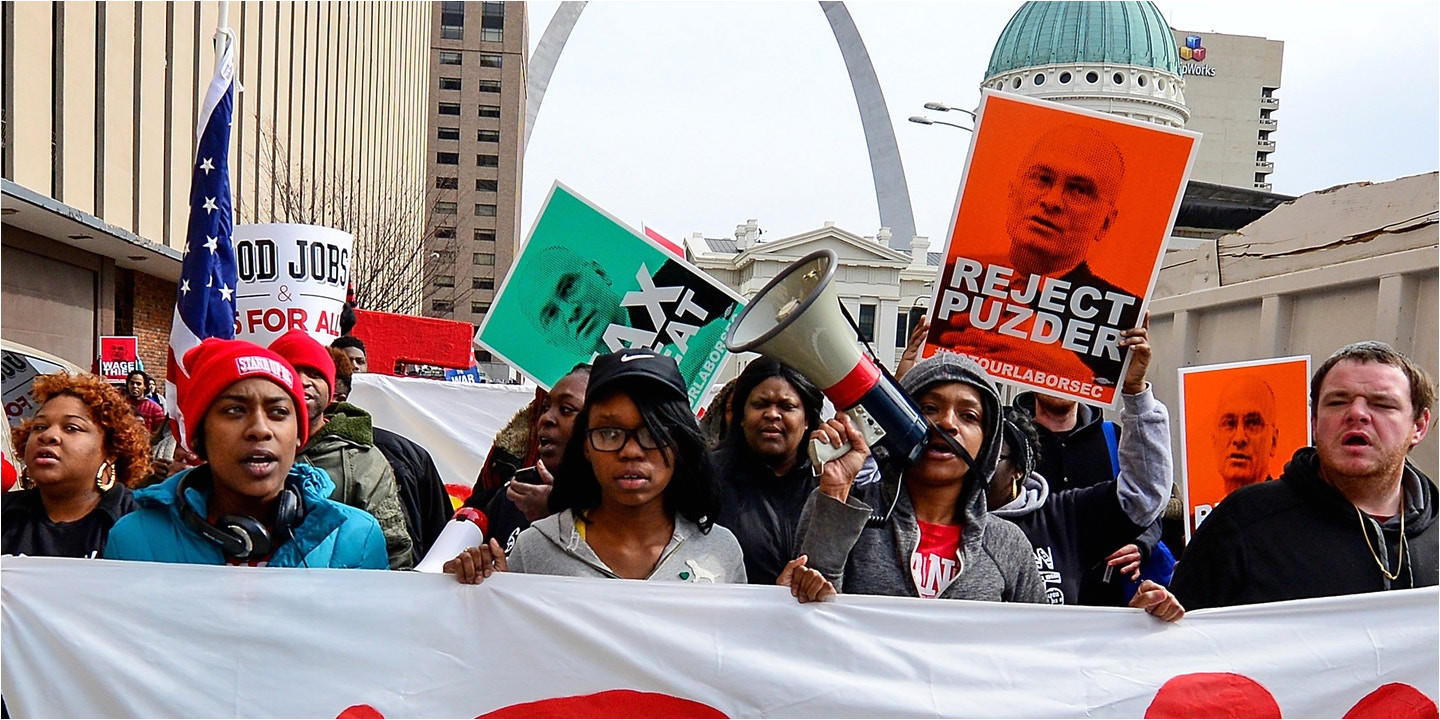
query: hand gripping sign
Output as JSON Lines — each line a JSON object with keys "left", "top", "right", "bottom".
{"left": 925, "top": 91, "right": 1200, "bottom": 407}
{"left": 233, "top": 224, "right": 353, "bottom": 348}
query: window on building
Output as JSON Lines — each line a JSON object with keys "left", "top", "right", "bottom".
{"left": 474, "top": 229, "right": 496, "bottom": 243}
{"left": 436, "top": 152, "right": 459, "bottom": 165}
{"left": 439, "top": 77, "right": 462, "bottom": 91}
{"left": 857, "top": 303, "right": 876, "bottom": 342}
{"left": 437, "top": 126, "right": 459, "bottom": 140}
{"left": 476, "top": 178, "right": 498, "bottom": 192}
{"left": 475, "top": 203, "right": 497, "bottom": 217}
{"left": 439, "top": 51, "right": 462, "bottom": 66}
{"left": 472, "top": 277, "right": 494, "bottom": 290}
{"left": 438, "top": 102, "right": 460, "bottom": 116}
{"left": 478, "top": 105, "right": 501, "bottom": 118}
{"left": 435, "top": 176, "right": 458, "bottom": 189}
{"left": 480, "top": 1, "right": 504, "bottom": 41}
{"left": 477, "top": 154, "right": 499, "bottom": 167}
{"left": 432, "top": 299, "right": 454, "bottom": 313}
{"left": 434, "top": 275, "right": 456, "bottom": 288}
{"left": 435, "top": 227, "right": 456, "bottom": 240}
{"left": 440, "top": 1, "right": 464, "bottom": 39}
{"left": 479, "top": 53, "right": 503, "bottom": 68}
{"left": 476, "top": 129, "right": 500, "bottom": 143}
{"left": 478, "top": 80, "right": 502, "bottom": 94}
{"left": 433, "top": 250, "right": 456, "bottom": 264}
{"left": 895, "top": 311, "right": 909, "bottom": 347}
{"left": 435, "top": 201, "right": 457, "bottom": 215}
{"left": 471, "top": 301, "right": 491, "bottom": 315}
{"left": 473, "top": 252, "right": 496, "bottom": 265}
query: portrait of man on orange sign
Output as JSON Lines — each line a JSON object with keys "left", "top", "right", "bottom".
{"left": 1210, "top": 374, "right": 1280, "bottom": 494}
{"left": 1178, "top": 356, "right": 1311, "bottom": 538}
{"left": 927, "top": 91, "right": 1198, "bottom": 407}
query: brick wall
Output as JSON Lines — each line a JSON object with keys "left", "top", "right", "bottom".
{"left": 132, "top": 273, "right": 176, "bottom": 384}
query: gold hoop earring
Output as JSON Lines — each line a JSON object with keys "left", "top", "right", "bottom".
{"left": 95, "top": 461, "right": 115, "bottom": 492}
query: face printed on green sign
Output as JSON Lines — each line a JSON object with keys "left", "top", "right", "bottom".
{"left": 476, "top": 183, "right": 744, "bottom": 408}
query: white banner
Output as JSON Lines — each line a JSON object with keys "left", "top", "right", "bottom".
{"left": 347, "top": 373, "right": 534, "bottom": 491}
{"left": 2, "top": 556, "right": 1434, "bottom": 718}
{"left": 233, "top": 223, "right": 353, "bottom": 347}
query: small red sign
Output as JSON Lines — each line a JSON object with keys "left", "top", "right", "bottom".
{"left": 99, "top": 336, "right": 140, "bottom": 381}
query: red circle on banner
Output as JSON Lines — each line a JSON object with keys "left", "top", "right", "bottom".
{"left": 478, "top": 690, "right": 727, "bottom": 719}
{"left": 1344, "top": 683, "right": 1439, "bottom": 719}
{"left": 1145, "top": 672, "right": 1281, "bottom": 718}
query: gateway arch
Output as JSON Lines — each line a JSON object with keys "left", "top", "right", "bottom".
{"left": 525, "top": 2, "right": 917, "bottom": 250}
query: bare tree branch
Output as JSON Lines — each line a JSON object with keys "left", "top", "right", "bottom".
{"left": 237, "top": 125, "right": 473, "bottom": 316}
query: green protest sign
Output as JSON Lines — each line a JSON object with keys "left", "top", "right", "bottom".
{"left": 477, "top": 183, "right": 743, "bottom": 408}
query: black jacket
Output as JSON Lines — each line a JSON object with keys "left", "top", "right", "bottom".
{"left": 372, "top": 427, "right": 452, "bottom": 560}
{"left": 1014, "top": 391, "right": 1166, "bottom": 605}
{"left": 994, "top": 472, "right": 1146, "bottom": 605}
{"left": 1014, "top": 392, "right": 1116, "bottom": 494}
{"left": 1171, "top": 447, "right": 1438, "bottom": 610}
{"left": 712, "top": 448, "right": 818, "bottom": 586}
{"left": 2, "top": 483, "right": 137, "bottom": 558}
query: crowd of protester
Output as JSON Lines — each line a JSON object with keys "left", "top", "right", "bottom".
{"left": 3, "top": 320, "right": 1435, "bottom": 628}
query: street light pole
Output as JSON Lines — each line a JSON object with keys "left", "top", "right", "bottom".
{"left": 923, "top": 101, "right": 978, "bottom": 122}
{"left": 908, "top": 116, "right": 973, "bottom": 132}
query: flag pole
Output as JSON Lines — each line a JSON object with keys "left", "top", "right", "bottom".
{"left": 215, "top": 1, "right": 230, "bottom": 55}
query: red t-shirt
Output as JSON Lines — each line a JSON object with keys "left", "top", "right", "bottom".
{"left": 911, "top": 520, "right": 963, "bottom": 598}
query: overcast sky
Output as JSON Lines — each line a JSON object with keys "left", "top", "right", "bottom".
{"left": 520, "top": 2, "right": 1439, "bottom": 250}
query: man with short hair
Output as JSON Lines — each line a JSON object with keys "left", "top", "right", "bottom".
{"left": 331, "top": 335, "right": 368, "bottom": 374}
{"left": 1172, "top": 341, "right": 1436, "bottom": 609}
{"left": 124, "top": 370, "right": 166, "bottom": 435}
{"left": 270, "top": 330, "right": 414, "bottom": 570}
{"left": 1211, "top": 375, "right": 1280, "bottom": 495}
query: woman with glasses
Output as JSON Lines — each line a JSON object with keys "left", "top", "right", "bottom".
{"left": 446, "top": 350, "right": 745, "bottom": 584}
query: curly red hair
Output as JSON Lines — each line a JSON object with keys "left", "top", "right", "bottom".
{"left": 11, "top": 372, "right": 153, "bottom": 488}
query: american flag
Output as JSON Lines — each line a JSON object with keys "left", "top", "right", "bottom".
{"left": 166, "top": 28, "right": 240, "bottom": 452}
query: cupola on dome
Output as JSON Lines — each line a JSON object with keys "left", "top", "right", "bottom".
{"left": 987, "top": 1, "right": 1182, "bottom": 78}
{"left": 981, "top": 1, "right": 1189, "bottom": 128}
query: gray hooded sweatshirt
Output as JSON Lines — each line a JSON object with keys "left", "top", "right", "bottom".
{"left": 795, "top": 353, "right": 1045, "bottom": 603}
{"left": 509, "top": 509, "right": 747, "bottom": 584}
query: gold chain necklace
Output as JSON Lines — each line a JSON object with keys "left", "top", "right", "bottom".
{"left": 1356, "top": 503, "right": 1407, "bottom": 582}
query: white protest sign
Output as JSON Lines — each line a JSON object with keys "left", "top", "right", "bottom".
{"left": 233, "top": 223, "right": 352, "bottom": 347}
{"left": 1, "top": 350, "right": 44, "bottom": 426}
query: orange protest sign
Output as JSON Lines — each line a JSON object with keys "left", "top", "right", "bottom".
{"left": 1178, "top": 356, "right": 1311, "bottom": 540}
{"left": 925, "top": 91, "right": 1199, "bottom": 407}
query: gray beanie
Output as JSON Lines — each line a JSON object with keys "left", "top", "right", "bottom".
{"left": 898, "top": 351, "right": 1004, "bottom": 523}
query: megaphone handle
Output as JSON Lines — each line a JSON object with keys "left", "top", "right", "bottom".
{"left": 808, "top": 436, "right": 850, "bottom": 475}
{"left": 809, "top": 406, "right": 888, "bottom": 477}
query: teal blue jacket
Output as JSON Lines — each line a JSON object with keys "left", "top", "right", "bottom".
{"left": 104, "top": 463, "right": 388, "bottom": 569}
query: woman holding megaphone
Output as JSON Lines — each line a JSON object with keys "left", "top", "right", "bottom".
{"left": 780, "top": 352, "right": 1045, "bottom": 604}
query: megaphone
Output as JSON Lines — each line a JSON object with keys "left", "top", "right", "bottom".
{"left": 726, "top": 249, "right": 928, "bottom": 470}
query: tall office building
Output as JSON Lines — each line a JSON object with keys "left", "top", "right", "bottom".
{"left": 2, "top": 1, "right": 432, "bottom": 370}
{"left": 981, "top": 3, "right": 1283, "bottom": 192}
{"left": 422, "top": 0, "right": 527, "bottom": 369}
{"left": 1170, "top": 29, "right": 1284, "bottom": 190}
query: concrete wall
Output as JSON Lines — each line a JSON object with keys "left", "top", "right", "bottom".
{"left": 1147, "top": 174, "right": 1439, "bottom": 485}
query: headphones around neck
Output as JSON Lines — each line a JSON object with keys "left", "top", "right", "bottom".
{"left": 177, "top": 469, "right": 305, "bottom": 560}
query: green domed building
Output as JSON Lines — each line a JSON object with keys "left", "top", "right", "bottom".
{"left": 982, "top": 1, "right": 1189, "bottom": 127}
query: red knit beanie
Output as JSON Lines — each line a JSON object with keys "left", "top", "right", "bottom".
{"left": 177, "top": 338, "right": 310, "bottom": 453}
{"left": 268, "top": 330, "right": 337, "bottom": 402}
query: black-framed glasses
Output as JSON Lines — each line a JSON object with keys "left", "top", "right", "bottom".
{"left": 587, "top": 426, "right": 662, "bottom": 452}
